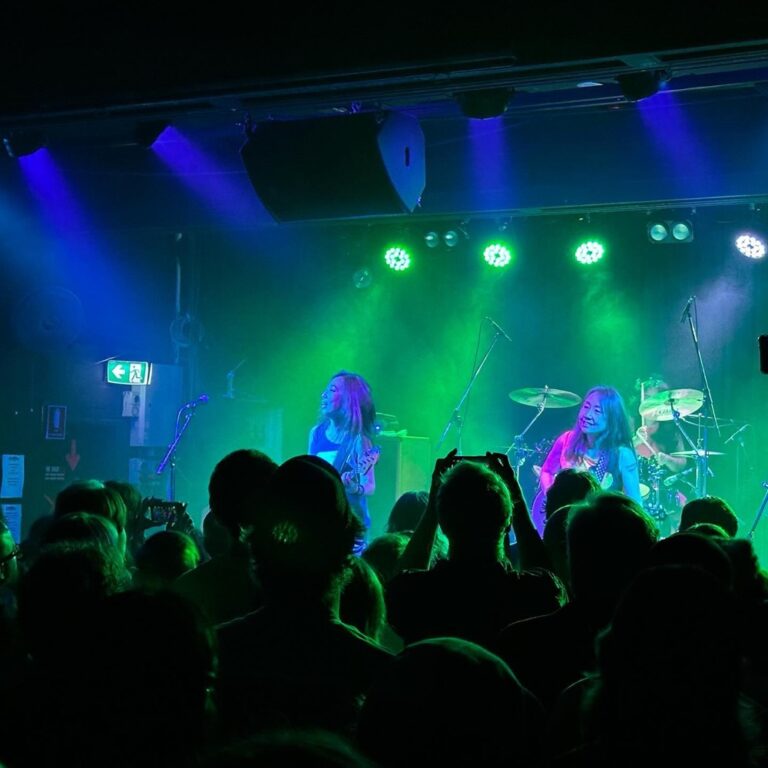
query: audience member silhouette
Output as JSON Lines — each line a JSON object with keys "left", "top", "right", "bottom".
{"left": 338, "top": 555, "right": 386, "bottom": 643}
{"left": 496, "top": 492, "right": 659, "bottom": 715}
{"left": 201, "top": 728, "right": 376, "bottom": 768}
{"left": 175, "top": 449, "right": 277, "bottom": 625}
{"left": 0, "top": 519, "right": 22, "bottom": 684}
{"left": 54, "top": 479, "right": 128, "bottom": 559}
{"left": 104, "top": 479, "right": 143, "bottom": 561}
{"left": 387, "top": 457, "right": 564, "bottom": 648}
{"left": 357, "top": 636, "right": 544, "bottom": 768}
{"left": 361, "top": 532, "right": 411, "bottom": 584}
{"left": 134, "top": 530, "right": 201, "bottom": 590}
{"left": 73, "top": 589, "right": 217, "bottom": 768}
{"left": 386, "top": 491, "right": 429, "bottom": 533}
{"left": 577, "top": 565, "right": 748, "bottom": 768}
{"left": 41, "top": 510, "right": 121, "bottom": 554}
{"left": 680, "top": 494, "right": 739, "bottom": 537}
{"left": 543, "top": 469, "right": 601, "bottom": 524}
{"left": 3, "top": 543, "right": 130, "bottom": 767}
{"left": 216, "top": 455, "right": 392, "bottom": 738}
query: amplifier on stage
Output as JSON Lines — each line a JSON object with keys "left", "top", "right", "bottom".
{"left": 368, "top": 434, "right": 432, "bottom": 540}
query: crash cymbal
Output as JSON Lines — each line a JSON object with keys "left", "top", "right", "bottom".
{"left": 670, "top": 450, "right": 725, "bottom": 457}
{"left": 508, "top": 387, "right": 582, "bottom": 408}
{"left": 638, "top": 388, "right": 704, "bottom": 422}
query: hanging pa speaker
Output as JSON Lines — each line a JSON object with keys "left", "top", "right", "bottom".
{"left": 240, "top": 111, "right": 425, "bottom": 222}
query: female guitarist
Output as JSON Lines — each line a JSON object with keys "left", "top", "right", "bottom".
{"left": 308, "top": 371, "right": 380, "bottom": 534}
{"left": 531, "top": 385, "right": 643, "bottom": 534}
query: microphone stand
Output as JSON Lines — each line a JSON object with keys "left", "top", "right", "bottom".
{"left": 682, "top": 298, "right": 720, "bottom": 497}
{"left": 436, "top": 327, "right": 505, "bottom": 454}
{"left": 155, "top": 401, "right": 201, "bottom": 501}
{"left": 747, "top": 481, "right": 768, "bottom": 539}
{"left": 671, "top": 406, "right": 714, "bottom": 499}
{"left": 505, "top": 391, "right": 549, "bottom": 475}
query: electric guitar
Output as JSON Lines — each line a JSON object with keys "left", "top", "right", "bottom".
{"left": 341, "top": 445, "right": 381, "bottom": 494}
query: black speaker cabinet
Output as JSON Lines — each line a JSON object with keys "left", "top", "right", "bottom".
{"left": 368, "top": 435, "right": 432, "bottom": 540}
{"left": 240, "top": 111, "right": 425, "bottom": 221}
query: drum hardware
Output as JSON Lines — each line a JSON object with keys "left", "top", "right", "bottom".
{"left": 508, "top": 387, "right": 582, "bottom": 409}
{"left": 670, "top": 450, "right": 725, "bottom": 457}
{"left": 747, "top": 481, "right": 768, "bottom": 540}
{"left": 638, "top": 388, "right": 704, "bottom": 422}
{"left": 505, "top": 386, "right": 579, "bottom": 473}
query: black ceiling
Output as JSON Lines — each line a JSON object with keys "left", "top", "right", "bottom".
{"left": 3, "top": 4, "right": 768, "bottom": 124}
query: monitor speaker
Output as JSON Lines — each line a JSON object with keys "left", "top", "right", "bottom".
{"left": 240, "top": 111, "right": 425, "bottom": 221}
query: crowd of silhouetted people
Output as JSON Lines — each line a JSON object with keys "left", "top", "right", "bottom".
{"left": 1, "top": 448, "right": 767, "bottom": 767}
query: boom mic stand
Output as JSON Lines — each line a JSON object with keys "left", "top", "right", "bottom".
{"left": 436, "top": 320, "right": 510, "bottom": 454}
{"left": 155, "top": 394, "right": 209, "bottom": 500}
{"left": 681, "top": 296, "right": 720, "bottom": 498}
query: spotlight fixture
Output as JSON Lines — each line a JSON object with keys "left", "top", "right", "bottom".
{"left": 424, "top": 231, "right": 440, "bottom": 248}
{"left": 352, "top": 268, "right": 373, "bottom": 288}
{"left": 384, "top": 246, "right": 411, "bottom": 271}
{"left": 735, "top": 233, "right": 767, "bottom": 260}
{"left": 647, "top": 219, "right": 694, "bottom": 244}
{"left": 3, "top": 130, "right": 46, "bottom": 159}
{"left": 454, "top": 88, "right": 514, "bottom": 119}
{"left": 483, "top": 243, "right": 512, "bottom": 268}
{"left": 443, "top": 230, "right": 459, "bottom": 248}
{"left": 574, "top": 241, "right": 605, "bottom": 265}
{"left": 617, "top": 69, "right": 668, "bottom": 102}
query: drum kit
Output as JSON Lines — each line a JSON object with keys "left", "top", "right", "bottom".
{"left": 506, "top": 382, "right": 747, "bottom": 534}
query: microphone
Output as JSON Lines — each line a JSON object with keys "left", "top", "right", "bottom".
{"left": 679, "top": 296, "right": 695, "bottom": 323}
{"left": 723, "top": 423, "right": 750, "bottom": 445}
{"left": 663, "top": 467, "right": 694, "bottom": 487}
{"left": 485, "top": 316, "right": 514, "bottom": 343}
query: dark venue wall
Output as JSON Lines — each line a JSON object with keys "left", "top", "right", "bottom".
{"left": 0, "top": 8, "right": 766, "bottom": 551}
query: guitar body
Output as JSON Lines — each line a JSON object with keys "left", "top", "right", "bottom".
{"left": 341, "top": 445, "right": 381, "bottom": 491}
{"left": 530, "top": 488, "right": 547, "bottom": 536}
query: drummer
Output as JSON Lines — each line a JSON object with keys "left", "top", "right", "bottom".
{"left": 634, "top": 376, "right": 688, "bottom": 474}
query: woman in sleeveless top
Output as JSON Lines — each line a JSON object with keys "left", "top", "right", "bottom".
{"left": 533, "top": 386, "right": 642, "bottom": 533}
{"left": 308, "top": 371, "right": 378, "bottom": 532}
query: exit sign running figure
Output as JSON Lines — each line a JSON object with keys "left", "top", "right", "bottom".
{"left": 106, "top": 360, "right": 152, "bottom": 386}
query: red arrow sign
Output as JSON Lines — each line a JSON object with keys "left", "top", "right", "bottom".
{"left": 65, "top": 439, "right": 80, "bottom": 471}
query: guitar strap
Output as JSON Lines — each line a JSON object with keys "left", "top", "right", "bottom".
{"left": 592, "top": 450, "right": 609, "bottom": 483}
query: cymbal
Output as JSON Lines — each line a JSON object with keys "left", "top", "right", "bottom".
{"left": 638, "top": 388, "right": 704, "bottom": 422}
{"left": 670, "top": 450, "right": 725, "bottom": 457}
{"left": 509, "top": 387, "right": 582, "bottom": 409}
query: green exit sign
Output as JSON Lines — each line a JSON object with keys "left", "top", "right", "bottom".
{"left": 106, "top": 360, "right": 152, "bottom": 385}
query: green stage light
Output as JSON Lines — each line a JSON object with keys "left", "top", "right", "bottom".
{"left": 483, "top": 243, "right": 512, "bottom": 268}
{"left": 384, "top": 246, "right": 411, "bottom": 271}
{"left": 575, "top": 240, "right": 605, "bottom": 265}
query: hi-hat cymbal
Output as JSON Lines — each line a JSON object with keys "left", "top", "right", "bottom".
{"left": 509, "top": 387, "right": 582, "bottom": 408}
{"left": 638, "top": 388, "right": 704, "bottom": 422}
{"left": 670, "top": 450, "right": 726, "bottom": 457}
